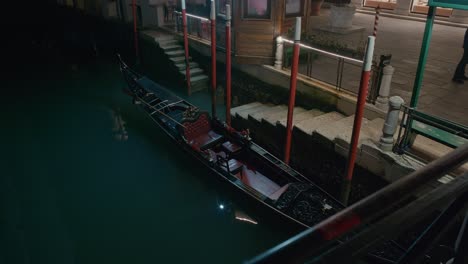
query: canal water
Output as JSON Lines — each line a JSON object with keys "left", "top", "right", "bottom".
{"left": 2, "top": 55, "right": 301, "bottom": 263}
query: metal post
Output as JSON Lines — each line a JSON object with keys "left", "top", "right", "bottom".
{"left": 225, "top": 4, "right": 232, "bottom": 126}
{"left": 182, "top": 0, "right": 191, "bottom": 95}
{"left": 132, "top": 0, "right": 139, "bottom": 61}
{"left": 210, "top": 0, "right": 217, "bottom": 118}
{"left": 402, "top": 6, "right": 436, "bottom": 147}
{"left": 410, "top": 6, "right": 436, "bottom": 108}
{"left": 283, "top": 17, "right": 301, "bottom": 165}
{"left": 275, "top": 36, "right": 284, "bottom": 70}
{"left": 379, "top": 96, "right": 404, "bottom": 151}
{"left": 341, "top": 36, "right": 376, "bottom": 206}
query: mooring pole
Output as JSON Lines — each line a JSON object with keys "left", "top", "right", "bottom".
{"left": 225, "top": 4, "right": 232, "bottom": 126}
{"left": 132, "top": 0, "right": 139, "bottom": 61}
{"left": 341, "top": 36, "right": 375, "bottom": 206}
{"left": 373, "top": 5, "right": 380, "bottom": 38}
{"left": 181, "top": 0, "right": 191, "bottom": 95}
{"left": 210, "top": 0, "right": 217, "bottom": 118}
{"left": 283, "top": 17, "right": 301, "bottom": 165}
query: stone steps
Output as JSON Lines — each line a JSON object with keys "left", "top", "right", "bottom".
{"left": 231, "top": 102, "right": 262, "bottom": 116}
{"left": 263, "top": 107, "right": 307, "bottom": 126}
{"left": 233, "top": 103, "right": 274, "bottom": 130}
{"left": 277, "top": 109, "right": 324, "bottom": 128}
{"left": 295, "top": 112, "right": 346, "bottom": 136}
{"left": 166, "top": 49, "right": 186, "bottom": 57}
{"left": 175, "top": 62, "right": 199, "bottom": 70}
{"left": 180, "top": 68, "right": 204, "bottom": 77}
{"left": 190, "top": 75, "right": 209, "bottom": 93}
{"left": 145, "top": 31, "right": 209, "bottom": 93}
{"left": 248, "top": 105, "right": 288, "bottom": 123}
{"left": 160, "top": 45, "right": 183, "bottom": 51}
{"left": 236, "top": 103, "right": 273, "bottom": 120}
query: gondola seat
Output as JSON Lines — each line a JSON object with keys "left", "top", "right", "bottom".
{"left": 180, "top": 112, "right": 223, "bottom": 151}
{"left": 220, "top": 158, "right": 244, "bottom": 174}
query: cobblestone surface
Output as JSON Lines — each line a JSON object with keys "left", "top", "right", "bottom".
{"left": 308, "top": 11, "right": 468, "bottom": 126}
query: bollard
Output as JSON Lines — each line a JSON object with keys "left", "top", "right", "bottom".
{"left": 275, "top": 36, "right": 284, "bottom": 70}
{"left": 375, "top": 65, "right": 395, "bottom": 111}
{"left": 379, "top": 96, "right": 404, "bottom": 152}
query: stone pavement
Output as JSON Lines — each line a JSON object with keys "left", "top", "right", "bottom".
{"left": 308, "top": 11, "right": 468, "bottom": 126}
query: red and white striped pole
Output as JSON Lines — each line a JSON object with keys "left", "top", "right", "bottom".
{"left": 373, "top": 6, "right": 380, "bottom": 38}
{"left": 225, "top": 4, "right": 232, "bottom": 126}
{"left": 341, "top": 36, "right": 376, "bottom": 206}
{"left": 210, "top": 0, "right": 217, "bottom": 118}
{"left": 132, "top": 0, "right": 139, "bottom": 61}
{"left": 181, "top": 0, "right": 192, "bottom": 95}
{"left": 283, "top": 17, "right": 301, "bottom": 165}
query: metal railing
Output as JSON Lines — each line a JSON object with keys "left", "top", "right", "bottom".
{"left": 246, "top": 143, "right": 468, "bottom": 264}
{"left": 281, "top": 38, "right": 381, "bottom": 100}
{"left": 395, "top": 105, "right": 468, "bottom": 152}
{"left": 174, "top": 11, "right": 211, "bottom": 42}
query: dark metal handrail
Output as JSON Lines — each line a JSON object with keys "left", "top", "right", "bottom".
{"left": 246, "top": 143, "right": 468, "bottom": 264}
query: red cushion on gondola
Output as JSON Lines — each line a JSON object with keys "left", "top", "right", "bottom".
{"left": 181, "top": 113, "right": 223, "bottom": 151}
{"left": 182, "top": 113, "right": 212, "bottom": 142}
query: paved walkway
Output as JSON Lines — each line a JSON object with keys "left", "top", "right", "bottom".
{"left": 308, "top": 11, "right": 468, "bottom": 126}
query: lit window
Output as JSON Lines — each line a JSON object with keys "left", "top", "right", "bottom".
{"left": 243, "top": 0, "right": 271, "bottom": 19}
{"left": 285, "top": 0, "right": 303, "bottom": 17}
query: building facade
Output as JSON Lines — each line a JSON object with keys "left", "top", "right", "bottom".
{"left": 352, "top": 0, "right": 468, "bottom": 23}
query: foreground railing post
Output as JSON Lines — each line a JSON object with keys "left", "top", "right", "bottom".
{"left": 341, "top": 36, "right": 376, "bottom": 206}
{"left": 210, "top": 0, "right": 217, "bottom": 118}
{"left": 275, "top": 36, "right": 284, "bottom": 70}
{"left": 246, "top": 143, "right": 468, "bottom": 264}
{"left": 283, "top": 17, "right": 301, "bottom": 165}
{"left": 132, "top": 0, "right": 139, "bottom": 62}
{"left": 379, "top": 96, "right": 404, "bottom": 151}
{"left": 181, "top": 0, "right": 191, "bottom": 95}
{"left": 225, "top": 4, "right": 232, "bottom": 126}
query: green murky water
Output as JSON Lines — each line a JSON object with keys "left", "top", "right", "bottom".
{"left": 1, "top": 59, "right": 300, "bottom": 264}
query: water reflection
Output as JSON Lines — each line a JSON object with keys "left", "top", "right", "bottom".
{"left": 109, "top": 107, "right": 128, "bottom": 141}
{"left": 216, "top": 199, "right": 258, "bottom": 225}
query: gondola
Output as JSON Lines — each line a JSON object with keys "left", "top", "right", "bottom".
{"left": 118, "top": 55, "right": 344, "bottom": 229}
{"left": 118, "top": 56, "right": 412, "bottom": 263}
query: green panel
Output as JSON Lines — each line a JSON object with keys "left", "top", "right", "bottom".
{"left": 411, "top": 120, "right": 468, "bottom": 148}
{"left": 429, "top": 0, "right": 468, "bottom": 10}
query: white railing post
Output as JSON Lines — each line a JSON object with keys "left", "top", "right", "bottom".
{"left": 375, "top": 64, "right": 395, "bottom": 111}
{"left": 275, "top": 36, "right": 284, "bottom": 70}
{"left": 379, "top": 96, "right": 404, "bottom": 152}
